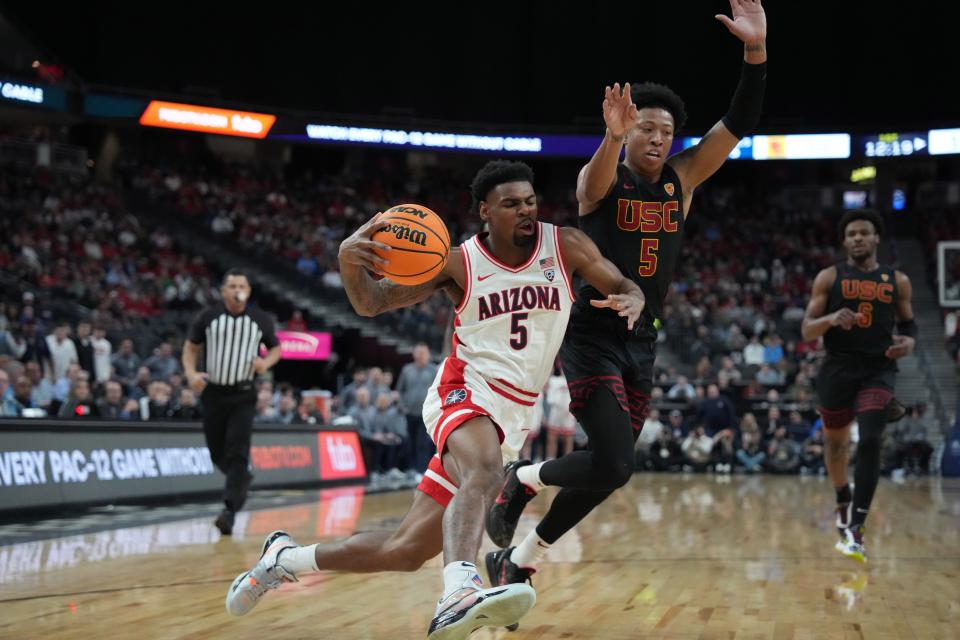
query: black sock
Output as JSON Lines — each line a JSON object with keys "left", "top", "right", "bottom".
{"left": 851, "top": 410, "right": 886, "bottom": 528}
{"left": 836, "top": 484, "right": 852, "bottom": 505}
{"left": 536, "top": 487, "right": 613, "bottom": 544}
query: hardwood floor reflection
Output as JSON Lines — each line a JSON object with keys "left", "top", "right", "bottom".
{"left": 1, "top": 475, "right": 958, "bottom": 639}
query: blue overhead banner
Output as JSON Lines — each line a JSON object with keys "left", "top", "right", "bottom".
{"left": 274, "top": 124, "right": 652, "bottom": 158}
{"left": 278, "top": 123, "right": 858, "bottom": 160}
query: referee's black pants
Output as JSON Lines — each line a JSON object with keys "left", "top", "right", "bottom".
{"left": 201, "top": 383, "right": 256, "bottom": 512}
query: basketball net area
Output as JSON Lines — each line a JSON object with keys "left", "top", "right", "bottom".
{"left": 938, "top": 241, "right": 960, "bottom": 308}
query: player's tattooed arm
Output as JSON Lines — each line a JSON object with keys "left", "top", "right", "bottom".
{"left": 339, "top": 213, "right": 393, "bottom": 275}
{"left": 340, "top": 262, "right": 457, "bottom": 318}
{"left": 338, "top": 215, "right": 457, "bottom": 316}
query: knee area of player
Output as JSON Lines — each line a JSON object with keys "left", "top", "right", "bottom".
{"left": 594, "top": 457, "right": 634, "bottom": 489}
{"left": 457, "top": 457, "right": 504, "bottom": 491}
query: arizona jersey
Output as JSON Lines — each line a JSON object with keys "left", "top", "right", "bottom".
{"left": 453, "top": 221, "right": 575, "bottom": 398}
{"left": 824, "top": 262, "right": 898, "bottom": 359}
{"left": 576, "top": 163, "right": 685, "bottom": 336}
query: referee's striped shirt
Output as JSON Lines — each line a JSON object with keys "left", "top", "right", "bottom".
{"left": 187, "top": 304, "right": 279, "bottom": 386}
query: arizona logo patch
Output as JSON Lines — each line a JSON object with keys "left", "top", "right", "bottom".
{"left": 544, "top": 268, "right": 555, "bottom": 282}
{"left": 664, "top": 182, "right": 675, "bottom": 196}
{"left": 444, "top": 388, "right": 468, "bottom": 406}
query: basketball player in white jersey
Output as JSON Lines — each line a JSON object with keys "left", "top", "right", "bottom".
{"left": 224, "top": 160, "right": 645, "bottom": 639}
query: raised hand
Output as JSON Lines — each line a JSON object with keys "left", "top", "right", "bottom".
{"left": 590, "top": 292, "right": 645, "bottom": 331}
{"left": 603, "top": 82, "right": 639, "bottom": 139}
{"left": 338, "top": 213, "right": 392, "bottom": 274}
{"left": 715, "top": 0, "right": 767, "bottom": 45}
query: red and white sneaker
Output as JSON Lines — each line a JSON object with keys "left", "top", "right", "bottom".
{"left": 427, "top": 582, "right": 536, "bottom": 640}
{"left": 225, "top": 530, "right": 299, "bottom": 616}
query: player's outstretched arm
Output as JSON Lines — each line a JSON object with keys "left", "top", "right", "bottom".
{"left": 669, "top": 0, "right": 767, "bottom": 194}
{"left": 887, "top": 271, "right": 917, "bottom": 359}
{"left": 558, "top": 227, "right": 645, "bottom": 330}
{"left": 576, "top": 82, "right": 638, "bottom": 214}
{"left": 338, "top": 213, "right": 459, "bottom": 317}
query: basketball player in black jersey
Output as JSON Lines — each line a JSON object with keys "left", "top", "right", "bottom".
{"left": 801, "top": 209, "right": 915, "bottom": 563}
{"left": 486, "top": 0, "right": 768, "bottom": 589}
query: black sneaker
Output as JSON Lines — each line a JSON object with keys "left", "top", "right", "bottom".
{"left": 486, "top": 460, "right": 536, "bottom": 548}
{"left": 485, "top": 547, "right": 535, "bottom": 632}
{"left": 215, "top": 508, "right": 235, "bottom": 535}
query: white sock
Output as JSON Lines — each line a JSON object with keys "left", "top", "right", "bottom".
{"left": 441, "top": 561, "right": 482, "bottom": 601}
{"left": 277, "top": 544, "right": 319, "bottom": 575}
{"left": 516, "top": 462, "right": 547, "bottom": 492}
{"left": 510, "top": 530, "right": 550, "bottom": 570}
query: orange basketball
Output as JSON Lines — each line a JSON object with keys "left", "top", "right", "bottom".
{"left": 372, "top": 204, "right": 450, "bottom": 285}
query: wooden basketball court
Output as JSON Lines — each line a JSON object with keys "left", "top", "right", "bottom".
{"left": 1, "top": 474, "right": 958, "bottom": 639}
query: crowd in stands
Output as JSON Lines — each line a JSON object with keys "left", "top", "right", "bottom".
{"left": 1, "top": 166, "right": 220, "bottom": 323}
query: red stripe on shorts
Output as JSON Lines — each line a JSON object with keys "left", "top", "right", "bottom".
{"left": 856, "top": 388, "right": 893, "bottom": 414}
{"left": 568, "top": 375, "right": 628, "bottom": 413}
{"left": 819, "top": 406, "right": 855, "bottom": 430}
{"left": 417, "top": 455, "right": 457, "bottom": 508}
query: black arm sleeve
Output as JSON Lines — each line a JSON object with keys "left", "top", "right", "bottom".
{"left": 721, "top": 61, "right": 767, "bottom": 139}
{"left": 896, "top": 319, "right": 918, "bottom": 339}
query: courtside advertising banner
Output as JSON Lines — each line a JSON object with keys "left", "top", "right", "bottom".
{"left": 139, "top": 100, "right": 276, "bottom": 138}
{"left": 0, "top": 424, "right": 363, "bottom": 512}
{"left": 263, "top": 331, "right": 333, "bottom": 361}
{"left": 317, "top": 431, "right": 366, "bottom": 480}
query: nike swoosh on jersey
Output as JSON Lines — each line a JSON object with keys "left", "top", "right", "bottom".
{"left": 477, "top": 273, "right": 495, "bottom": 281}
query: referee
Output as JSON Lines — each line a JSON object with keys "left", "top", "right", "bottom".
{"left": 183, "top": 268, "right": 281, "bottom": 535}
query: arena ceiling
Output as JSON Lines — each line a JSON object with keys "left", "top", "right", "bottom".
{"left": 2, "top": 2, "right": 956, "bottom": 134}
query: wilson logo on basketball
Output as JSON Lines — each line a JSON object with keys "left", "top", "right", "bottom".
{"left": 371, "top": 202, "right": 449, "bottom": 285}
{"left": 386, "top": 223, "right": 427, "bottom": 246}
